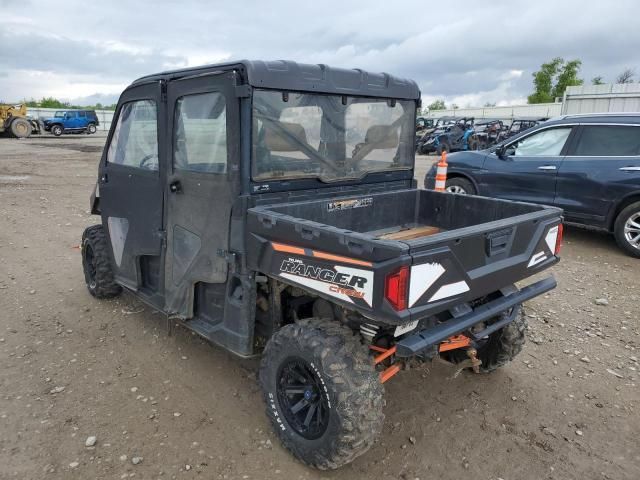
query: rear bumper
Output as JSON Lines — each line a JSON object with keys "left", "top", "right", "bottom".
{"left": 395, "top": 276, "right": 557, "bottom": 357}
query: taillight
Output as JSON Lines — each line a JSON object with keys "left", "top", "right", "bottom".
{"left": 385, "top": 266, "right": 409, "bottom": 311}
{"left": 555, "top": 223, "right": 564, "bottom": 255}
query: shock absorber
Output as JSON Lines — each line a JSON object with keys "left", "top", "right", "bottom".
{"left": 359, "top": 323, "right": 379, "bottom": 342}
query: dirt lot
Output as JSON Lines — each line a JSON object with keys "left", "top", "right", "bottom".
{"left": 1, "top": 135, "right": 638, "bottom": 480}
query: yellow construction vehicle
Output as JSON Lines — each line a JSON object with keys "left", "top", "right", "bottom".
{"left": 0, "top": 103, "right": 43, "bottom": 138}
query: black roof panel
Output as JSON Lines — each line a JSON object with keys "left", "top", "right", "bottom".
{"left": 131, "top": 59, "right": 420, "bottom": 100}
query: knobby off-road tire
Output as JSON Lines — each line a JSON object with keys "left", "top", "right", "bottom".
{"left": 614, "top": 201, "right": 640, "bottom": 258}
{"left": 444, "top": 304, "right": 527, "bottom": 373}
{"left": 81, "top": 225, "right": 122, "bottom": 299}
{"left": 87, "top": 123, "right": 97, "bottom": 134}
{"left": 51, "top": 124, "right": 63, "bottom": 136}
{"left": 10, "top": 118, "right": 32, "bottom": 138}
{"left": 259, "top": 319, "right": 384, "bottom": 469}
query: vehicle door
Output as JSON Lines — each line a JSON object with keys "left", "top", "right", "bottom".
{"left": 65, "top": 111, "right": 78, "bottom": 129}
{"left": 97, "top": 81, "right": 165, "bottom": 301}
{"left": 478, "top": 125, "right": 575, "bottom": 204}
{"left": 555, "top": 123, "right": 640, "bottom": 227}
{"left": 163, "top": 72, "right": 239, "bottom": 316}
{"left": 78, "top": 111, "right": 87, "bottom": 129}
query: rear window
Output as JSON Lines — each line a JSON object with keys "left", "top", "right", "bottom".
{"left": 574, "top": 125, "right": 640, "bottom": 156}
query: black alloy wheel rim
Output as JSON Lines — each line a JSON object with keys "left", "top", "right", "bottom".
{"left": 276, "top": 357, "right": 330, "bottom": 440}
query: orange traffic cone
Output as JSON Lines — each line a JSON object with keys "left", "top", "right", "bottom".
{"left": 434, "top": 151, "right": 448, "bottom": 191}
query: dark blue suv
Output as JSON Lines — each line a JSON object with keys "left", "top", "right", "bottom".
{"left": 425, "top": 114, "right": 640, "bottom": 257}
{"left": 43, "top": 110, "right": 99, "bottom": 136}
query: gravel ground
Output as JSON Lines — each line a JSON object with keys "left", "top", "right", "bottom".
{"left": 0, "top": 135, "right": 638, "bottom": 480}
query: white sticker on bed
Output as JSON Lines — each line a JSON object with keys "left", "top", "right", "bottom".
{"left": 409, "top": 262, "right": 445, "bottom": 307}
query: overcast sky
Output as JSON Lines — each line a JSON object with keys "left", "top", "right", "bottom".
{"left": 1, "top": 0, "right": 638, "bottom": 108}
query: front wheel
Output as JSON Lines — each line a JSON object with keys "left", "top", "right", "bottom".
{"left": 259, "top": 319, "right": 384, "bottom": 469}
{"left": 445, "top": 177, "right": 476, "bottom": 195}
{"left": 614, "top": 201, "right": 640, "bottom": 258}
{"left": 51, "top": 125, "right": 63, "bottom": 136}
{"left": 10, "top": 118, "right": 32, "bottom": 138}
{"left": 82, "top": 225, "right": 122, "bottom": 299}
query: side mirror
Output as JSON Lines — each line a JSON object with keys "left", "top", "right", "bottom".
{"left": 495, "top": 145, "right": 507, "bottom": 159}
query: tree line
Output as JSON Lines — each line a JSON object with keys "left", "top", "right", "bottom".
{"left": 425, "top": 60, "right": 637, "bottom": 111}
{"left": 21, "top": 97, "right": 117, "bottom": 111}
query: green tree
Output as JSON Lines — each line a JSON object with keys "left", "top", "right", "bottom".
{"left": 38, "top": 97, "right": 70, "bottom": 109}
{"left": 427, "top": 99, "right": 446, "bottom": 110}
{"left": 17, "top": 96, "right": 117, "bottom": 111}
{"left": 591, "top": 76, "right": 605, "bottom": 85}
{"left": 552, "top": 59, "right": 583, "bottom": 98}
{"left": 528, "top": 57, "right": 583, "bottom": 103}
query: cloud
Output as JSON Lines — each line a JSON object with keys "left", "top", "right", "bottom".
{"left": 0, "top": 0, "right": 639, "bottom": 105}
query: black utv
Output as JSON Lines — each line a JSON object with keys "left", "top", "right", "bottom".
{"left": 82, "top": 60, "right": 563, "bottom": 469}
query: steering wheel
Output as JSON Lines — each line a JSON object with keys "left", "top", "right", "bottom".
{"left": 139, "top": 153, "right": 159, "bottom": 170}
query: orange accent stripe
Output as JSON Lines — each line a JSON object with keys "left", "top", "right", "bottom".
{"left": 438, "top": 334, "right": 471, "bottom": 352}
{"left": 272, "top": 241, "right": 373, "bottom": 267}
{"left": 374, "top": 346, "right": 397, "bottom": 365}
{"left": 312, "top": 250, "right": 373, "bottom": 267}
{"left": 272, "top": 242, "right": 306, "bottom": 255}
{"left": 369, "top": 345, "right": 387, "bottom": 353}
{"left": 380, "top": 364, "right": 401, "bottom": 383}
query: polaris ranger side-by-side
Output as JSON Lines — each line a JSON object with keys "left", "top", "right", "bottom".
{"left": 82, "top": 60, "right": 563, "bottom": 469}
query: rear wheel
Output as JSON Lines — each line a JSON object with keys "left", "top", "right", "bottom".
{"left": 443, "top": 305, "right": 527, "bottom": 373}
{"left": 51, "top": 124, "right": 63, "bottom": 136}
{"left": 259, "top": 319, "right": 384, "bottom": 469}
{"left": 87, "top": 123, "right": 97, "bottom": 134}
{"left": 614, "top": 201, "right": 640, "bottom": 258}
{"left": 82, "top": 225, "right": 122, "bottom": 299}
{"left": 10, "top": 118, "right": 32, "bottom": 138}
{"left": 445, "top": 177, "right": 476, "bottom": 195}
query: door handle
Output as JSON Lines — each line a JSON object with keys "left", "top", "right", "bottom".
{"left": 100, "top": 173, "right": 108, "bottom": 183}
{"left": 619, "top": 166, "right": 640, "bottom": 171}
{"left": 169, "top": 180, "right": 182, "bottom": 193}
{"left": 537, "top": 165, "right": 557, "bottom": 171}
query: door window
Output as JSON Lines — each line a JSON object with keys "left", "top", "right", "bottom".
{"left": 573, "top": 125, "right": 640, "bottom": 156}
{"left": 107, "top": 100, "right": 158, "bottom": 171}
{"left": 508, "top": 127, "right": 572, "bottom": 157}
{"left": 174, "top": 92, "right": 227, "bottom": 173}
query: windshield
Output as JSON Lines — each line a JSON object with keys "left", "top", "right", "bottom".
{"left": 252, "top": 90, "right": 415, "bottom": 182}
{"left": 54, "top": 111, "right": 65, "bottom": 117}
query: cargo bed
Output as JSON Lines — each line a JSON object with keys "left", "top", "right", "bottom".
{"left": 247, "top": 189, "right": 562, "bottom": 325}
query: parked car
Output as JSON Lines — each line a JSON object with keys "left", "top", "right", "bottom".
{"left": 425, "top": 113, "right": 640, "bottom": 257}
{"left": 497, "top": 116, "right": 547, "bottom": 143}
{"left": 417, "top": 117, "right": 478, "bottom": 154}
{"left": 415, "top": 115, "right": 457, "bottom": 151}
{"left": 43, "top": 110, "right": 99, "bottom": 136}
{"left": 416, "top": 116, "right": 434, "bottom": 132}
{"left": 473, "top": 119, "right": 505, "bottom": 149}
